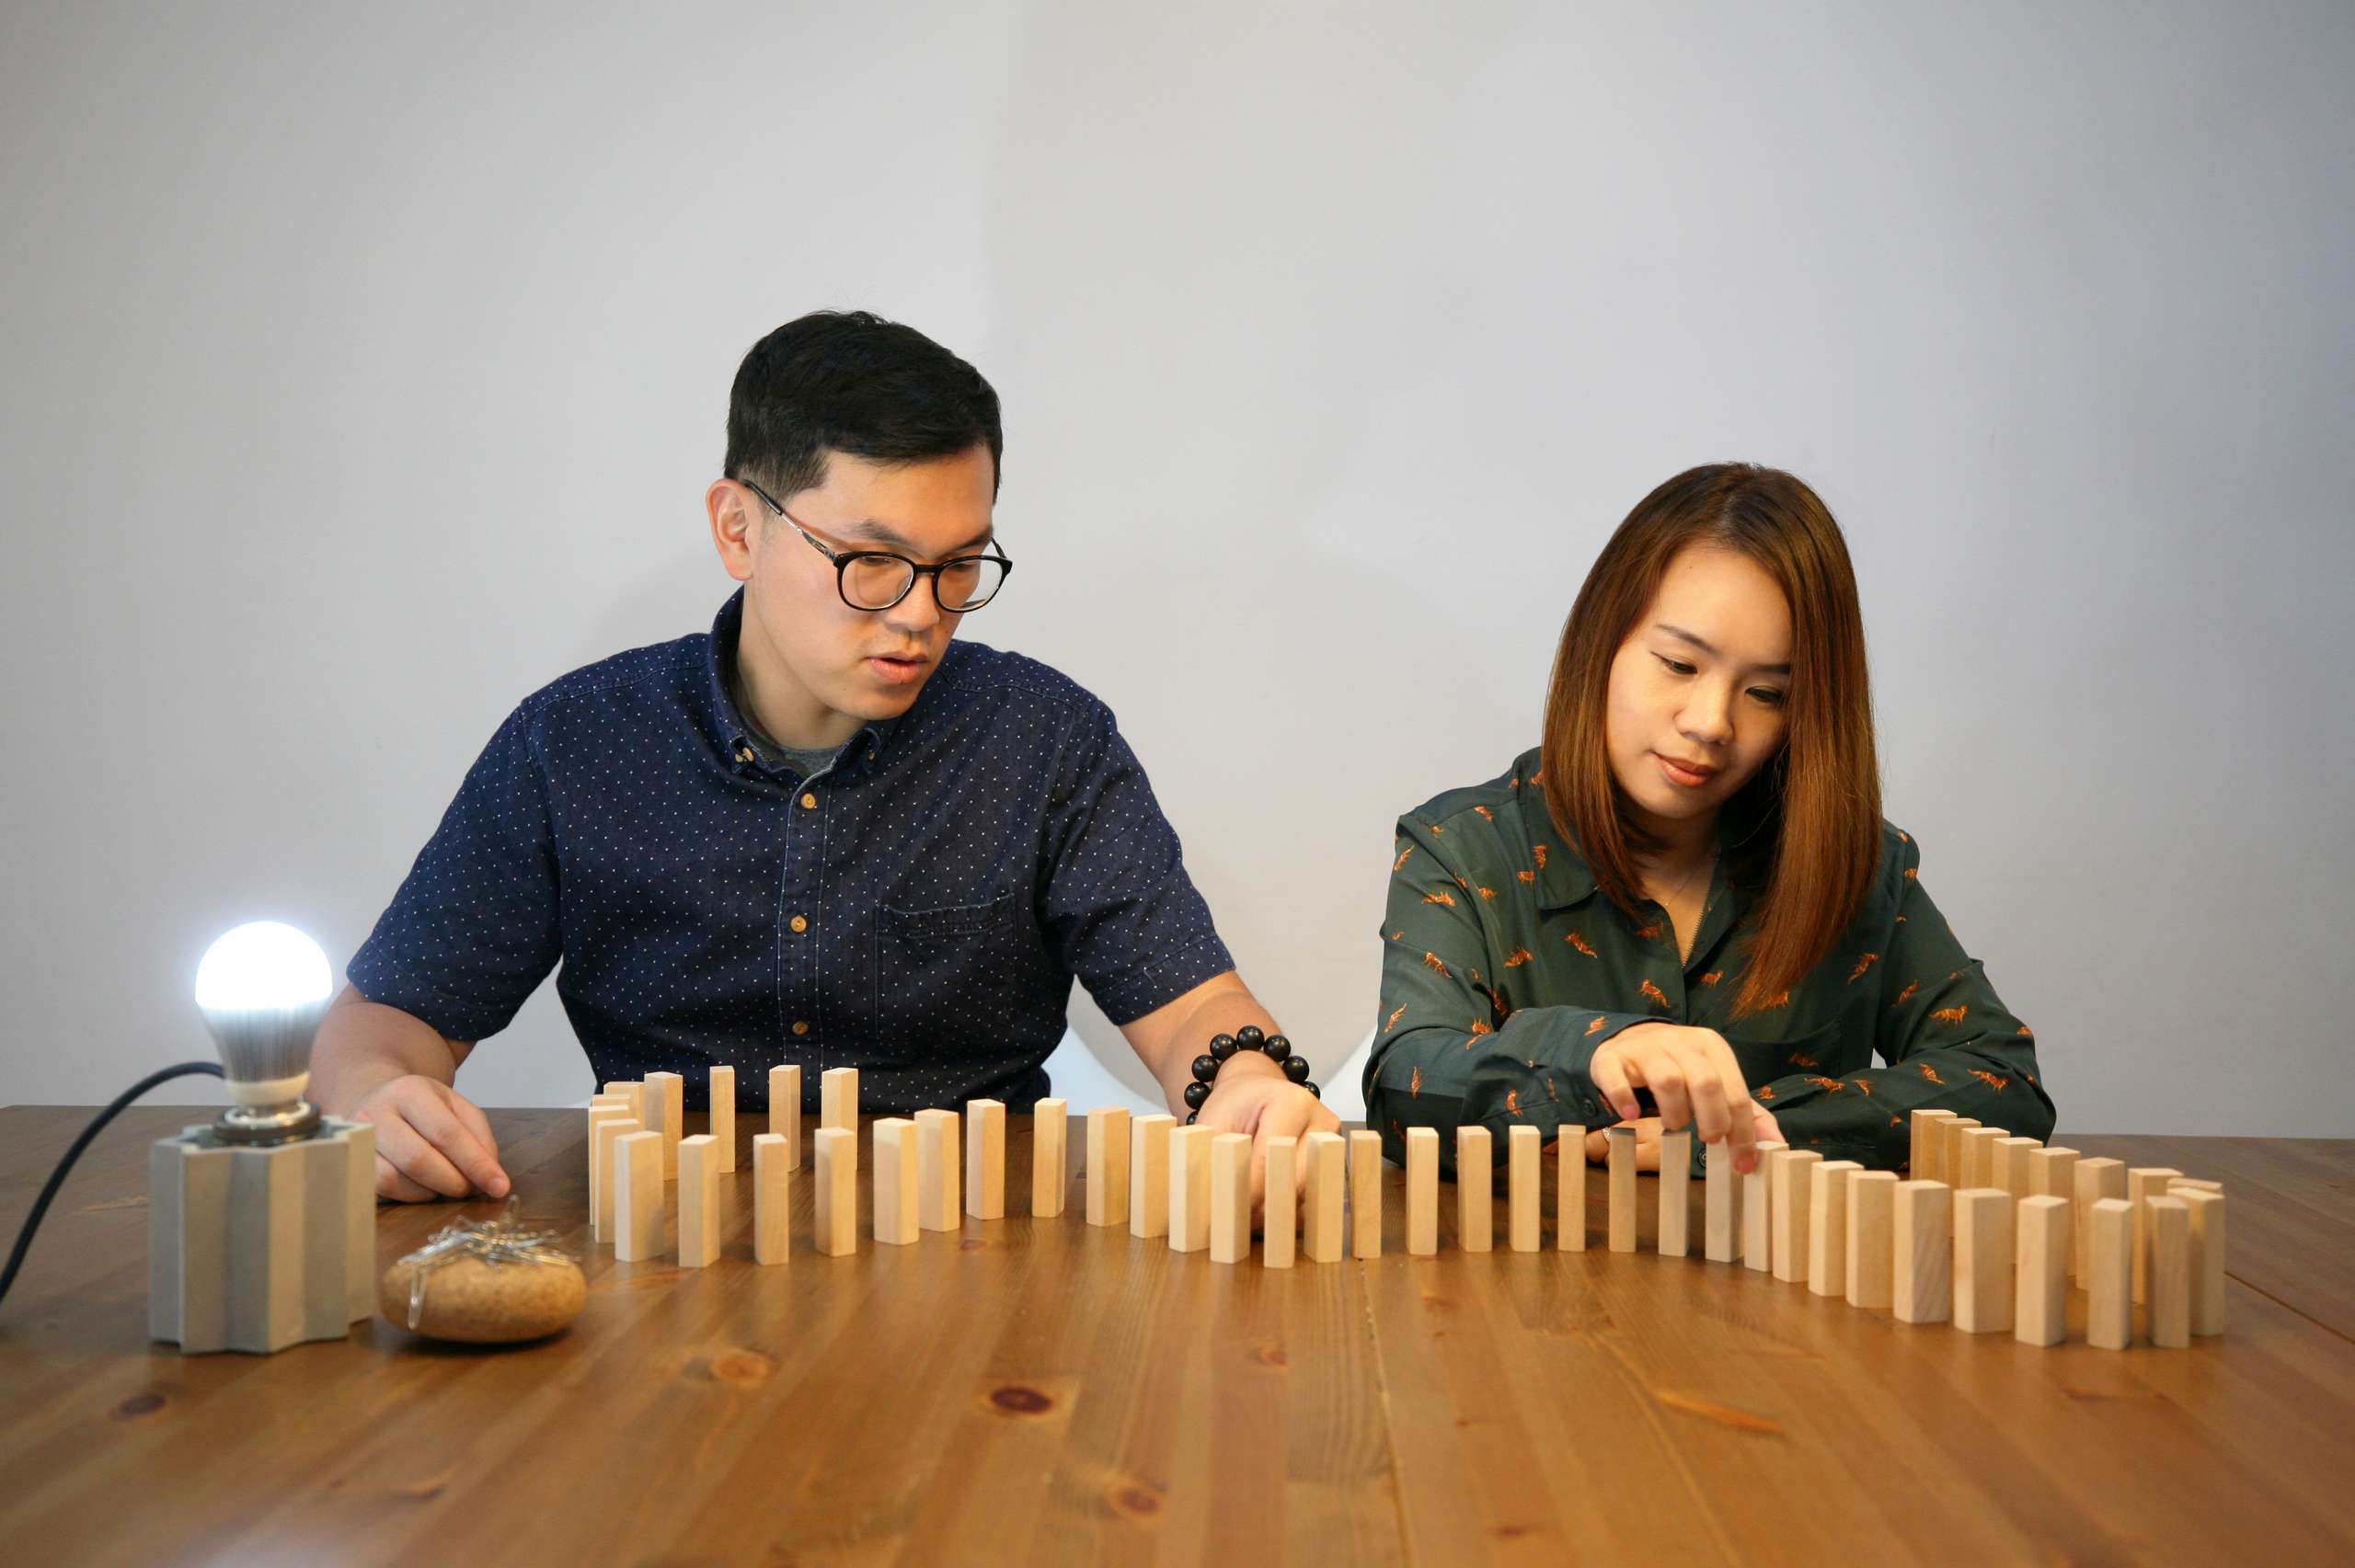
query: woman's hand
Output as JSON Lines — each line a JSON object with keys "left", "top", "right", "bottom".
{"left": 1590, "top": 1022, "right": 1778, "bottom": 1173}
{"left": 1194, "top": 1050, "right": 1341, "bottom": 1224}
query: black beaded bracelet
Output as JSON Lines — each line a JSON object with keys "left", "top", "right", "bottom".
{"left": 1183, "top": 1024, "right": 1318, "bottom": 1124}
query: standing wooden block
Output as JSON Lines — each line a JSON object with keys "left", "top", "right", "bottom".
{"left": 590, "top": 1093, "right": 627, "bottom": 1115}
{"left": 1030, "top": 1098, "right": 1067, "bottom": 1218}
{"left": 1807, "top": 1161, "right": 1861, "bottom": 1296}
{"left": 646, "top": 1070, "right": 684, "bottom": 1178}
{"left": 2086, "top": 1196, "right": 2133, "bottom": 1348}
{"left": 1406, "top": 1127, "right": 1440, "bottom": 1255}
{"left": 914, "top": 1108, "right": 961, "bottom": 1231}
{"left": 767, "top": 1065, "right": 802, "bottom": 1169}
{"left": 1992, "top": 1136, "right": 2038, "bottom": 1199}
{"left": 678, "top": 1134, "right": 720, "bottom": 1266}
{"left": 1263, "top": 1136, "right": 1298, "bottom": 1268}
{"left": 1351, "top": 1131, "right": 1385, "bottom": 1258}
{"left": 965, "top": 1099, "right": 1005, "bottom": 1219}
{"left": 1657, "top": 1130, "right": 1692, "bottom": 1257}
{"left": 1507, "top": 1125, "right": 1540, "bottom": 1253}
{"left": 872, "top": 1118, "right": 920, "bottom": 1246}
{"left": 708, "top": 1066, "right": 737, "bottom": 1173}
{"left": 752, "top": 1133, "right": 790, "bottom": 1265}
{"left": 1167, "top": 1125, "right": 1213, "bottom": 1253}
{"left": 1457, "top": 1126, "right": 1495, "bottom": 1253}
{"left": 2028, "top": 1146, "right": 2078, "bottom": 1205}
{"left": 1909, "top": 1107, "right": 1957, "bottom": 1179}
{"left": 1846, "top": 1171, "right": 1898, "bottom": 1309}
{"left": 1892, "top": 1180, "right": 1951, "bottom": 1323}
{"left": 2015, "top": 1195, "right": 2070, "bottom": 1346}
{"left": 2128, "top": 1166, "right": 2182, "bottom": 1302}
{"left": 1744, "top": 1140, "right": 1786, "bottom": 1271}
{"left": 1957, "top": 1126, "right": 2007, "bottom": 1191}
{"left": 1605, "top": 1127, "right": 1637, "bottom": 1253}
{"left": 820, "top": 1067, "right": 858, "bottom": 1134}
{"left": 1301, "top": 1131, "right": 1345, "bottom": 1262}
{"left": 1130, "top": 1114, "right": 1176, "bottom": 1239}
{"left": 2073, "top": 1157, "right": 2127, "bottom": 1280}
{"left": 1940, "top": 1116, "right": 1981, "bottom": 1185}
{"left": 1770, "top": 1149, "right": 1822, "bottom": 1282}
{"left": 2147, "top": 1196, "right": 2191, "bottom": 1347}
{"left": 604, "top": 1080, "right": 646, "bottom": 1125}
{"left": 1704, "top": 1139, "right": 1739, "bottom": 1262}
{"left": 1086, "top": 1107, "right": 1132, "bottom": 1228}
{"left": 1210, "top": 1134, "right": 1253, "bottom": 1264}
{"left": 1953, "top": 1187, "right": 2014, "bottom": 1333}
{"left": 814, "top": 1127, "right": 857, "bottom": 1257}
{"left": 614, "top": 1131, "right": 665, "bottom": 1263}
{"left": 592, "top": 1115, "right": 640, "bottom": 1245}
{"left": 1557, "top": 1126, "right": 1587, "bottom": 1253}
{"left": 2177, "top": 1188, "right": 2225, "bottom": 1336}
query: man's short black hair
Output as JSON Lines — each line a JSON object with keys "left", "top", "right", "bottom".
{"left": 725, "top": 310, "right": 1002, "bottom": 502}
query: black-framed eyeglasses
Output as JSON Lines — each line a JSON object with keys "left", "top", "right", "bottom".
{"left": 739, "top": 477, "right": 1014, "bottom": 613}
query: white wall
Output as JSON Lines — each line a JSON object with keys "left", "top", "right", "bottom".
{"left": 4, "top": 1, "right": 2349, "bottom": 1134}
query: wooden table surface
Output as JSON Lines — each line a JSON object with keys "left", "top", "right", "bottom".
{"left": 2, "top": 1107, "right": 2351, "bottom": 1566}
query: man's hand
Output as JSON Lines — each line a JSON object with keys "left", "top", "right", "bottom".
{"left": 350, "top": 1074, "right": 511, "bottom": 1202}
{"left": 1590, "top": 1022, "right": 1780, "bottom": 1173}
{"left": 1193, "top": 1051, "right": 1341, "bottom": 1226}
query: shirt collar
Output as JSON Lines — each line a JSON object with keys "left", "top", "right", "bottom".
{"left": 706, "top": 589, "right": 899, "bottom": 767}
{"left": 1517, "top": 751, "right": 1602, "bottom": 912}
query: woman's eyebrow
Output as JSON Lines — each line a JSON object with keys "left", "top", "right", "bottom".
{"left": 1655, "top": 623, "right": 1791, "bottom": 676}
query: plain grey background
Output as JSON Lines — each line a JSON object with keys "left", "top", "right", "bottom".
{"left": 4, "top": 1, "right": 2349, "bottom": 1134}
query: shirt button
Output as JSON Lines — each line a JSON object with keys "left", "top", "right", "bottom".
{"left": 800, "top": 792, "right": 818, "bottom": 809}
{"left": 789, "top": 914, "right": 809, "bottom": 934}
{"left": 737, "top": 745, "right": 755, "bottom": 763}
{"left": 792, "top": 1020, "right": 810, "bottom": 1036}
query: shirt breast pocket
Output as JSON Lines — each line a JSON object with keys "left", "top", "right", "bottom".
{"left": 873, "top": 890, "right": 1053, "bottom": 1059}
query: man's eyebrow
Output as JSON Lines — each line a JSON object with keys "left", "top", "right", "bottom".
{"left": 1655, "top": 623, "right": 1791, "bottom": 676}
{"left": 843, "top": 519, "right": 996, "bottom": 556}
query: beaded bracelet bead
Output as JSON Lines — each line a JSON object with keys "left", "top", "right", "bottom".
{"left": 1183, "top": 1024, "right": 1318, "bottom": 1124}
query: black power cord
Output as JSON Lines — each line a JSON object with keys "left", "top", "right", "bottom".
{"left": 0, "top": 1061, "right": 225, "bottom": 1310}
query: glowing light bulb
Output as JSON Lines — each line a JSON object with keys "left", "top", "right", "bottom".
{"left": 195, "top": 921, "right": 334, "bottom": 1143}
{"left": 195, "top": 921, "right": 332, "bottom": 1013}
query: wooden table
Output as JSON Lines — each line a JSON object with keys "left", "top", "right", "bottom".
{"left": 3, "top": 1108, "right": 2351, "bottom": 1565}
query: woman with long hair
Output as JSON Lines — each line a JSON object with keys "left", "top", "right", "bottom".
{"left": 1365, "top": 464, "right": 2052, "bottom": 1178}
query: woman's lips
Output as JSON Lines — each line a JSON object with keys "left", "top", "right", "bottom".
{"left": 1654, "top": 752, "right": 1718, "bottom": 788}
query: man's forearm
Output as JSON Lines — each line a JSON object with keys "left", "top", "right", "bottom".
{"left": 1138, "top": 987, "right": 1286, "bottom": 1115}
{"left": 308, "top": 985, "right": 471, "bottom": 1116}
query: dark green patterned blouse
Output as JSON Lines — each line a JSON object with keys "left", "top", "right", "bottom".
{"left": 1362, "top": 747, "right": 2055, "bottom": 1175}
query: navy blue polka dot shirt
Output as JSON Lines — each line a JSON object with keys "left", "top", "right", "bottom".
{"left": 348, "top": 590, "right": 1235, "bottom": 1113}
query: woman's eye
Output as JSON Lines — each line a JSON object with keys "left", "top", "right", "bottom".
{"left": 1654, "top": 654, "right": 1696, "bottom": 676}
{"left": 1750, "top": 688, "right": 1787, "bottom": 706}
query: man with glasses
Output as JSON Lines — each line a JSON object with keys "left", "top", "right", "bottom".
{"left": 312, "top": 310, "right": 1338, "bottom": 1210}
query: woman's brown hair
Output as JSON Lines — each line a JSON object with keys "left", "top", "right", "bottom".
{"left": 1541, "top": 464, "right": 1879, "bottom": 1018}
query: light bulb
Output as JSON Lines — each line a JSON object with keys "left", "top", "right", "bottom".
{"left": 195, "top": 921, "right": 333, "bottom": 1144}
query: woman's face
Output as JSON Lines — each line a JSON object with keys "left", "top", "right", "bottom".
{"left": 1604, "top": 544, "right": 1794, "bottom": 842}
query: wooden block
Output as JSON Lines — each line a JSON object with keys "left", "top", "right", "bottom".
{"left": 2015, "top": 1194, "right": 2069, "bottom": 1345}
{"left": 678, "top": 1134, "right": 720, "bottom": 1266}
{"left": 1957, "top": 1126, "right": 2006, "bottom": 1192}
{"left": 1086, "top": 1107, "right": 1132, "bottom": 1228}
{"left": 1845, "top": 1171, "right": 1898, "bottom": 1308}
{"left": 1605, "top": 1126, "right": 1637, "bottom": 1253}
{"left": 1167, "top": 1125, "right": 1213, "bottom": 1253}
{"left": 914, "top": 1108, "right": 960, "bottom": 1231}
{"left": 2169, "top": 1176, "right": 2223, "bottom": 1196}
{"left": 1953, "top": 1187, "right": 2013, "bottom": 1333}
{"left": 2073, "top": 1157, "right": 2127, "bottom": 1281}
{"left": 1557, "top": 1125, "right": 1586, "bottom": 1253}
{"left": 1658, "top": 1130, "right": 1692, "bottom": 1258}
{"left": 1129, "top": 1114, "right": 1176, "bottom": 1239}
{"left": 2028, "top": 1146, "right": 2078, "bottom": 1205}
{"left": 2148, "top": 1196, "right": 2190, "bottom": 1347}
{"left": 1030, "top": 1098, "right": 1067, "bottom": 1218}
{"left": 752, "top": 1132, "right": 790, "bottom": 1265}
{"left": 614, "top": 1131, "right": 664, "bottom": 1262}
{"left": 1807, "top": 1161, "right": 1861, "bottom": 1296}
{"left": 1351, "top": 1130, "right": 1384, "bottom": 1258}
{"left": 590, "top": 1093, "right": 626, "bottom": 1113}
{"left": 821, "top": 1067, "right": 858, "bottom": 1133}
{"left": 646, "top": 1070, "right": 684, "bottom": 1178}
{"left": 1304, "top": 1131, "right": 1347, "bottom": 1263}
{"left": 1891, "top": 1180, "right": 1950, "bottom": 1323}
{"left": 1770, "top": 1149, "right": 1822, "bottom": 1281}
{"left": 1457, "top": 1126, "right": 1494, "bottom": 1253}
{"left": 2128, "top": 1166, "right": 2182, "bottom": 1302}
{"left": 1744, "top": 1140, "right": 1786, "bottom": 1271}
{"left": 872, "top": 1118, "right": 920, "bottom": 1246}
{"left": 1909, "top": 1107, "right": 1957, "bottom": 1179}
{"left": 591, "top": 1115, "right": 639, "bottom": 1245}
{"left": 1407, "top": 1127, "right": 1440, "bottom": 1255}
{"left": 2086, "top": 1196, "right": 2133, "bottom": 1348}
{"left": 1507, "top": 1125, "right": 1540, "bottom": 1253}
{"left": 1992, "top": 1136, "right": 2039, "bottom": 1199}
{"left": 1264, "top": 1135, "right": 1298, "bottom": 1268}
{"left": 1704, "top": 1139, "right": 1738, "bottom": 1262}
{"left": 965, "top": 1099, "right": 1005, "bottom": 1219}
{"left": 767, "top": 1065, "right": 801, "bottom": 1169}
{"left": 814, "top": 1126, "right": 857, "bottom": 1257}
{"left": 1939, "top": 1116, "right": 1980, "bottom": 1185}
{"left": 1210, "top": 1134, "right": 1253, "bottom": 1264}
{"left": 604, "top": 1080, "right": 646, "bottom": 1125}
{"left": 587, "top": 1105, "right": 630, "bottom": 1242}
{"left": 708, "top": 1066, "right": 736, "bottom": 1173}
{"left": 2178, "top": 1188, "right": 2225, "bottom": 1336}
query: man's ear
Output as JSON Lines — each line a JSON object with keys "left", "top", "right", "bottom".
{"left": 707, "top": 479, "right": 756, "bottom": 583}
